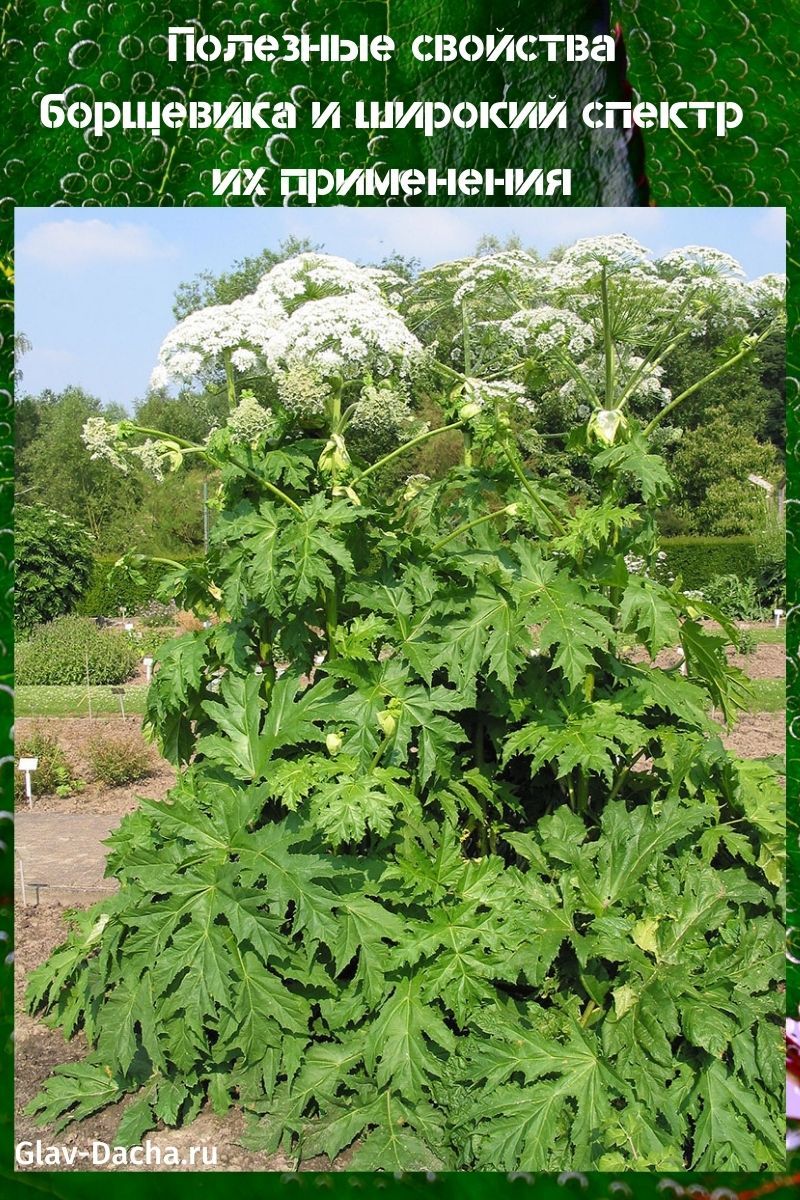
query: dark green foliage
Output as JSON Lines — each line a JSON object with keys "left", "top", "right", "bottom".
{"left": 736, "top": 629, "right": 758, "bottom": 657}
{"left": 753, "top": 515, "right": 786, "bottom": 609}
{"left": 15, "top": 505, "right": 94, "bottom": 632}
{"left": 701, "top": 575, "right": 764, "bottom": 622}
{"left": 26, "top": 406, "right": 783, "bottom": 1170}
{"left": 78, "top": 559, "right": 203, "bottom": 618}
{"left": 86, "top": 731, "right": 151, "bottom": 787}
{"left": 659, "top": 537, "right": 759, "bottom": 591}
{"left": 14, "top": 726, "right": 82, "bottom": 800}
{"left": 16, "top": 617, "right": 140, "bottom": 687}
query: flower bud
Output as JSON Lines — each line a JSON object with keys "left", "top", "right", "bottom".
{"left": 588, "top": 408, "right": 628, "bottom": 446}
{"left": 377, "top": 710, "right": 397, "bottom": 737}
{"left": 458, "top": 400, "right": 483, "bottom": 422}
{"left": 319, "top": 433, "right": 351, "bottom": 477}
{"left": 325, "top": 732, "right": 343, "bottom": 756}
{"left": 505, "top": 503, "right": 520, "bottom": 517}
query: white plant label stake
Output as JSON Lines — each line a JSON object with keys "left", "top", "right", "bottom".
{"left": 143, "top": 656, "right": 154, "bottom": 683}
{"left": 18, "top": 757, "right": 38, "bottom": 808}
{"left": 774, "top": 609, "right": 784, "bottom": 628}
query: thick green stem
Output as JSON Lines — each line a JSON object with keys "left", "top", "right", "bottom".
{"left": 357, "top": 421, "right": 464, "bottom": 482}
{"left": 500, "top": 439, "right": 566, "bottom": 536}
{"left": 579, "top": 999, "right": 599, "bottom": 1028}
{"left": 644, "top": 328, "right": 773, "bottom": 435}
{"left": 125, "top": 424, "right": 199, "bottom": 450}
{"left": 125, "top": 421, "right": 303, "bottom": 514}
{"left": 328, "top": 377, "right": 343, "bottom": 433}
{"left": 600, "top": 268, "right": 616, "bottom": 408}
{"left": 223, "top": 348, "right": 237, "bottom": 411}
{"left": 324, "top": 585, "right": 339, "bottom": 660}
{"left": 432, "top": 507, "right": 513, "bottom": 552}
{"left": 608, "top": 748, "right": 648, "bottom": 802}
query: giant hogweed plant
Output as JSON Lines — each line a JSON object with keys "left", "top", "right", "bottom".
{"left": 27, "top": 247, "right": 786, "bottom": 1170}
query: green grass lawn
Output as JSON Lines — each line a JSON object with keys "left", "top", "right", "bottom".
{"left": 752, "top": 626, "right": 786, "bottom": 646}
{"left": 745, "top": 678, "right": 785, "bottom": 713}
{"left": 17, "top": 684, "right": 149, "bottom": 718}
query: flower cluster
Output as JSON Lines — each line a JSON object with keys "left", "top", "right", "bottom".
{"left": 658, "top": 245, "right": 746, "bottom": 282}
{"left": 150, "top": 255, "right": 420, "bottom": 433}
{"left": 452, "top": 250, "right": 542, "bottom": 306}
{"left": 150, "top": 294, "right": 283, "bottom": 388}
{"left": 275, "top": 362, "right": 332, "bottom": 423}
{"left": 254, "top": 253, "right": 404, "bottom": 314}
{"left": 226, "top": 392, "right": 281, "bottom": 445}
{"left": 347, "top": 380, "right": 417, "bottom": 456}
{"left": 498, "top": 307, "right": 595, "bottom": 357}
{"left": 461, "top": 377, "right": 534, "bottom": 417}
{"left": 264, "top": 295, "right": 425, "bottom": 396}
{"left": 82, "top": 417, "right": 129, "bottom": 473}
{"left": 128, "top": 439, "right": 171, "bottom": 481}
{"left": 82, "top": 418, "right": 185, "bottom": 480}
{"left": 748, "top": 272, "right": 787, "bottom": 313}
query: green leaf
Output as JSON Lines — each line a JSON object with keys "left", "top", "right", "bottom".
{"left": 504, "top": 700, "right": 649, "bottom": 784}
{"left": 364, "top": 974, "right": 455, "bottom": 1100}
{"left": 515, "top": 546, "right": 613, "bottom": 690}
{"left": 347, "top": 1092, "right": 447, "bottom": 1171}
{"left": 24, "top": 1062, "right": 125, "bottom": 1134}
{"left": 593, "top": 432, "right": 674, "bottom": 502}
{"left": 688, "top": 1058, "right": 783, "bottom": 1169}
{"left": 619, "top": 576, "right": 681, "bottom": 655}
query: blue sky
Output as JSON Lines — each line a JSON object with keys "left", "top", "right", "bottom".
{"left": 15, "top": 207, "right": 785, "bottom": 410}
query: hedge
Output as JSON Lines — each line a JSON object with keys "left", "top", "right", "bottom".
{"left": 77, "top": 541, "right": 759, "bottom": 614}
{"left": 16, "top": 505, "right": 94, "bottom": 632}
{"left": 659, "top": 536, "right": 759, "bottom": 590}
{"left": 77, "top": 556, "right": 203, "bottom": 617}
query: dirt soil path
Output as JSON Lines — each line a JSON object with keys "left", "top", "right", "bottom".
{"left": 14, "top": 903, "right": 318, "bottom": 1172}
{"left": 15, "top": 812, "right": 120, "bottom": 906}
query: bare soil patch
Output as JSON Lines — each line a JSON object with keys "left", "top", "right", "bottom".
{"left": 727, "top": 640, "right": 785, "bottom": 681}
{"left": 723, "top": 711, "right": 785, "bottom": 761}
{"left": 16, "top": 716, "right": 175, "bottom": 816}
{"left": 14, "top": 903, "right": 346, "bottom": 1171}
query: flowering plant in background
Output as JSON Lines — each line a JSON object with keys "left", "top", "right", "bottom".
{"left": 51, "top": 244, "right": 787, "bottom": 1170}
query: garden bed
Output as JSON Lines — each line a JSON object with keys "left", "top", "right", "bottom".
{"left": 14, "top": 903, "right": 343, "bottom": 1172}
{"left": 15, "top": 717, "right": 175, "bottom": 815}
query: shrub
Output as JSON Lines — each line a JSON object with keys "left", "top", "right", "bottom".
{"left": 77, "top": 557, "right": 203, "bottom": 617}
{"left": 86, "top": 731, "right": 151, "bottom": 787}
{"left": 25, "top": 250, "right": 784, "bottom": 1171}
{"left": 15, "top": 505, "right": 94, "bottom": 633}
{"left": 702, "top": 574, "right": 764, "bottom": 621}
{"left": 14, "top": 726, "right": 83, "bottom": 800}
{"left": 753, "top": 511, "right": 785, "bottom": 608}
{"left": 736, "top": 628, "right": 758, "bottom": 656}
{"left": 135, "top": 627, "right": 179, "bottom": 661}
{"left": 16, "top": 616, "right": 141, "bottom": 686}
{"left": 659, "top": 536, "right": 758, "bottom": 590}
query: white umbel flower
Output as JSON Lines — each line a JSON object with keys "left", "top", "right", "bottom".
{"left": 264, "top": 294, "right": 424, "bottom": 386}
{"left": 82, "top": 417, "right": 129, "bottom": 473}
{"left": 226, "top": 393, "right": 279, "bottom": 444}
{"left": 499, "top": 307, "right": 595, "bottom": 356}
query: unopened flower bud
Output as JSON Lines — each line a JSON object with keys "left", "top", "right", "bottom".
{"left": 325, "top": 732, "right": 343, "bottom": 756}
{"left": 319, "top": 433, "right": 351, "bottom": 477}
{"left": 588, "top": 408, "right": 628, "bottom": 446}
{"left": 377, "top": 710, "right": 397, "bottom": 737}
{"left": 459, "top": 400, "right": 483, "bottom": 422}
